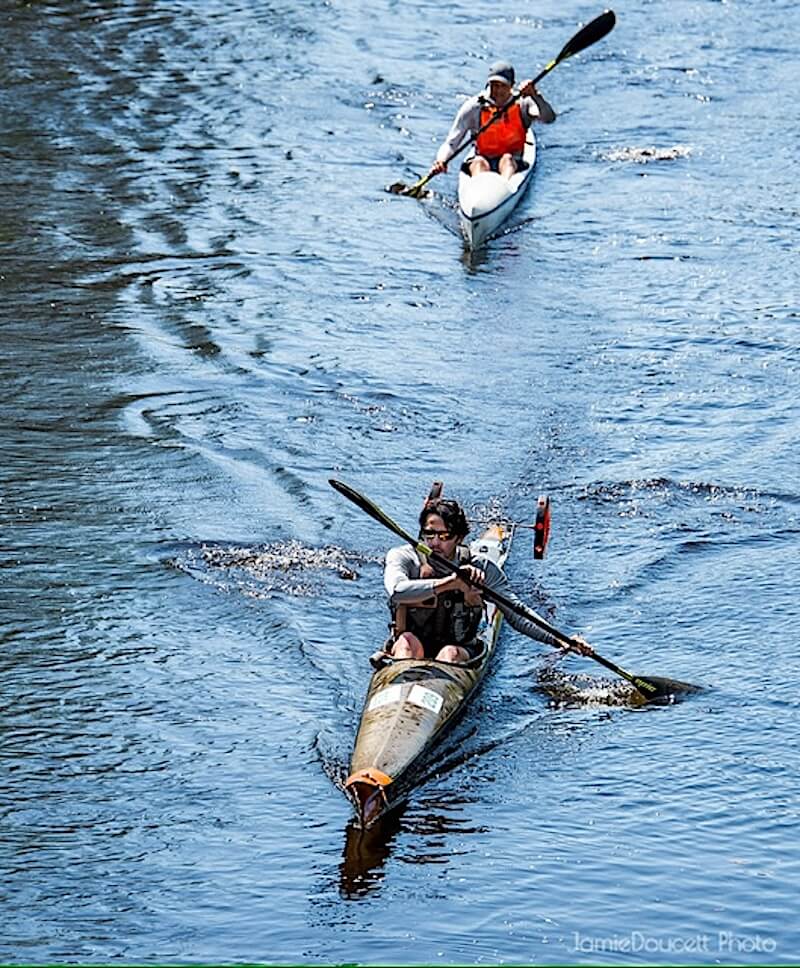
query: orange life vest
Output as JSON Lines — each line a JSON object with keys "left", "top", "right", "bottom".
{"left": 476, "top": 101, "right": 526, "bottom": 158}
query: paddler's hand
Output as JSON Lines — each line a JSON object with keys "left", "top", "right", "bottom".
{"left": 463, "top": 585, "right": 484, "bottom": 606}
{"left": 429, "top": 159, "right": 447, "bottom": 176}
{"left": 432, "top": 565, "right": 483, "bottom": 599}
{"left": 455, "top": 564, "right": 485, "bottom": 604}
{"left": 517, "top": 79, "right": 540, "bottom": 98}
{"left": 568, "top": 635, "right": 595, "bottom": 658}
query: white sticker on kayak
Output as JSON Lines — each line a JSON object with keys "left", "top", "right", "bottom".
{"left": 407, "top": 684, "right": 443, "bottom": 714}
{"left": 368, "top": 683, "right": 404, "bottom": 711}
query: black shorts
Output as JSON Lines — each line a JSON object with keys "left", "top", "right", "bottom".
{"left": 478, "top": 154, "right": 527, "bottom": 173}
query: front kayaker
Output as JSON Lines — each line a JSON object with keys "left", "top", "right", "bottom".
{"left": 379, "top": 496, "right": 591, "bottom": 665}
{"left": 426, "top": 60, "right": 556, "bottom": 182}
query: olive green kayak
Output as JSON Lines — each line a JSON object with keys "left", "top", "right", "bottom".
{"left": 345, "top": 521, "right": 513, "bottom": 827}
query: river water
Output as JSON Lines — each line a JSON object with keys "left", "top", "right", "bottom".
{"left": 2, "top": 0, "right": 798, "bottom": 964}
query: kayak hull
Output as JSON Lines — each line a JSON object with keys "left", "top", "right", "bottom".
{"left": 458, "top": 132, "right": 537, "bottom": 249}
{"left": 346, "top": 523, "right": 512, "bottom": 827}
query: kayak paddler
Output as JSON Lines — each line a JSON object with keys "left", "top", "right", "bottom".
{"left": 426, "top": 60, "right": 556, "bottom": 183}
{"left": 375, "top": 496, "right": 591, "bottom": 666}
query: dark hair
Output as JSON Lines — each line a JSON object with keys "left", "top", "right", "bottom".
{"left": 419, "top": 498, "right": 469, "bottom": 539}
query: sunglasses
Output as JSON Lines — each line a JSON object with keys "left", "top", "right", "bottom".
{"left": 420, "top": 529, "right": 455, "bottom": 542}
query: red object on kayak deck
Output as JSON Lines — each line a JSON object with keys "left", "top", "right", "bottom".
{"left": 424, "top": 480, "right": 443, "bottom": 506}
{"left": 534, "top": 495, "right": 551, "bottom": 559}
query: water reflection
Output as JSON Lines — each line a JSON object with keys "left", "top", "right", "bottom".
{"left": 460, "top": 226, "right": 533, "bottom": 272}
{"left": 339, "top": 809, "right": 405, "bottom": 899}
{"left": 338, "top": 795, "right": 487, "bottom": 901}
{"left": 461, "top": 244, "right": 491, "bottom": 273}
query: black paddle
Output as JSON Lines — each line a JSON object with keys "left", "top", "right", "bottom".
{"left": 329, "top": 478, "right": 699, "bottom": 702}
{"left": 392, "top": 9, "right": 616, "bottom": 198}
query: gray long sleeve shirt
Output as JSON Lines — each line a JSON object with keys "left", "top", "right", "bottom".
{"left": 435, "top": 88, "right": 556, "bottom": 165}
{"left": 384, "top": 543, "right": 561, "bottom": 648}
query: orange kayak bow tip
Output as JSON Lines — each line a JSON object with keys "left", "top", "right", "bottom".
{"left": 345, "top": 768, "right": 393, "bottom": 828}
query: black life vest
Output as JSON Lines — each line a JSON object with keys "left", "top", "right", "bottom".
{"left": 392, "top": 546, "right": 484, "bottom": 650}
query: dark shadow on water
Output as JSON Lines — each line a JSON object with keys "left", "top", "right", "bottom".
{"left": 338, "top": 792, "right": 491, "bottom": 901}
{"left": 339, "top": 808, "right": 406, "bottom": 900}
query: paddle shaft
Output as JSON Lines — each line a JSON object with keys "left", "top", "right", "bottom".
{"left": 423, "top": 546, "right": 658, "bottom": 695}
{"left": 328, "top": 478, "right": 660, "bottom": 698}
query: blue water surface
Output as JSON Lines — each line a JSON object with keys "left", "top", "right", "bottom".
{"left": 1, "top": 0, "right": 798, "bottom": 964}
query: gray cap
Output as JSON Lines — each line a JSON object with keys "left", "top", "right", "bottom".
{"left": 487, "top": 61, "right": 515, "bottom": 86}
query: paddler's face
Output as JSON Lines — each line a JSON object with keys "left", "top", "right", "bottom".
{"left": 420, "top": 513, "right": 459, "bottom": 553}
{"left": 489, "top": 80, "right": 512, "bottom": 105}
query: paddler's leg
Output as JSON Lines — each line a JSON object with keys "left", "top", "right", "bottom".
{"left": 498, "top": 152, "right": 518, "bottom": 179}
{"left": 435, "top": 644, "right": 471, "bottom": 663}
{"left": 391, "top": 632, "right": 425, "bottom": 659}
{"left": 468, "top": 156, "right": 491, "bottom": 176}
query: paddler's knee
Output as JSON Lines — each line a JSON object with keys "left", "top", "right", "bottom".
{"left": 469, "top": 156, "right": 491, "bottom": 175}
{"left": 498, "top": 153, "right": 517, "bottom": 178}
{"left": 392, "top": 632, "right": 424, "bottom": 659}
{"left": 435, "top": 644, "right": 469, "bottom": 664}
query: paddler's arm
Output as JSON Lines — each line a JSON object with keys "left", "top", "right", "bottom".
{"left": 518, "top": 82, "right": 556, "bottom": 125}
{"left": 478, "top": 560, "right": 569, "bottom": 649}
{"left": 384, "top": 544, "right": 480, "bottom": 604}
{"left": 429, "top": 97, "right": 482, "bottom": 176}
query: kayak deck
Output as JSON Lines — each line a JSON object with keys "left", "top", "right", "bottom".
{"left": 458, "top": 132, "right": 537, "bottom": 249}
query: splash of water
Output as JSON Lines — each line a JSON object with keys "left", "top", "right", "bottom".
{"left": 171, "top": 540, "right": 381, "bottom": 597}
{"left": 601, "top": 144, "right": 692, "bottom": 164}
{"left": 537, "top": 664, "right": 649, "bottom": 707}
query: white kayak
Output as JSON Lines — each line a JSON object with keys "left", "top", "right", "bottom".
{"left": 458, "top": 131, "right": 537, "bottom": 249}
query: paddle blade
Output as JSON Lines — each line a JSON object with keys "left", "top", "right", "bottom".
{"left": 538, "top": 666, "right": 700, "bottom": 708}
{"left": 402, "top": 181, "right": 431, "bottom": 198}
{"left": 556, "top": 9, "right": 616, "bottom": 64}
{"left": 424, "top": 481, "right": 444, "bottom": 506}
{"left": 531, "top": 10, "right": 616, "bottom": 85}
{"left": 629, "top": 674, "right": 703, "bottom": 704}
{"left": 384, "top": 181, "right": 432, "bottom": 199}
{"left": 329, "top": 479, "right": 418, "bottom": 548}
{"left": 586, "top": 647, "right": 702, "bottom": 704}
